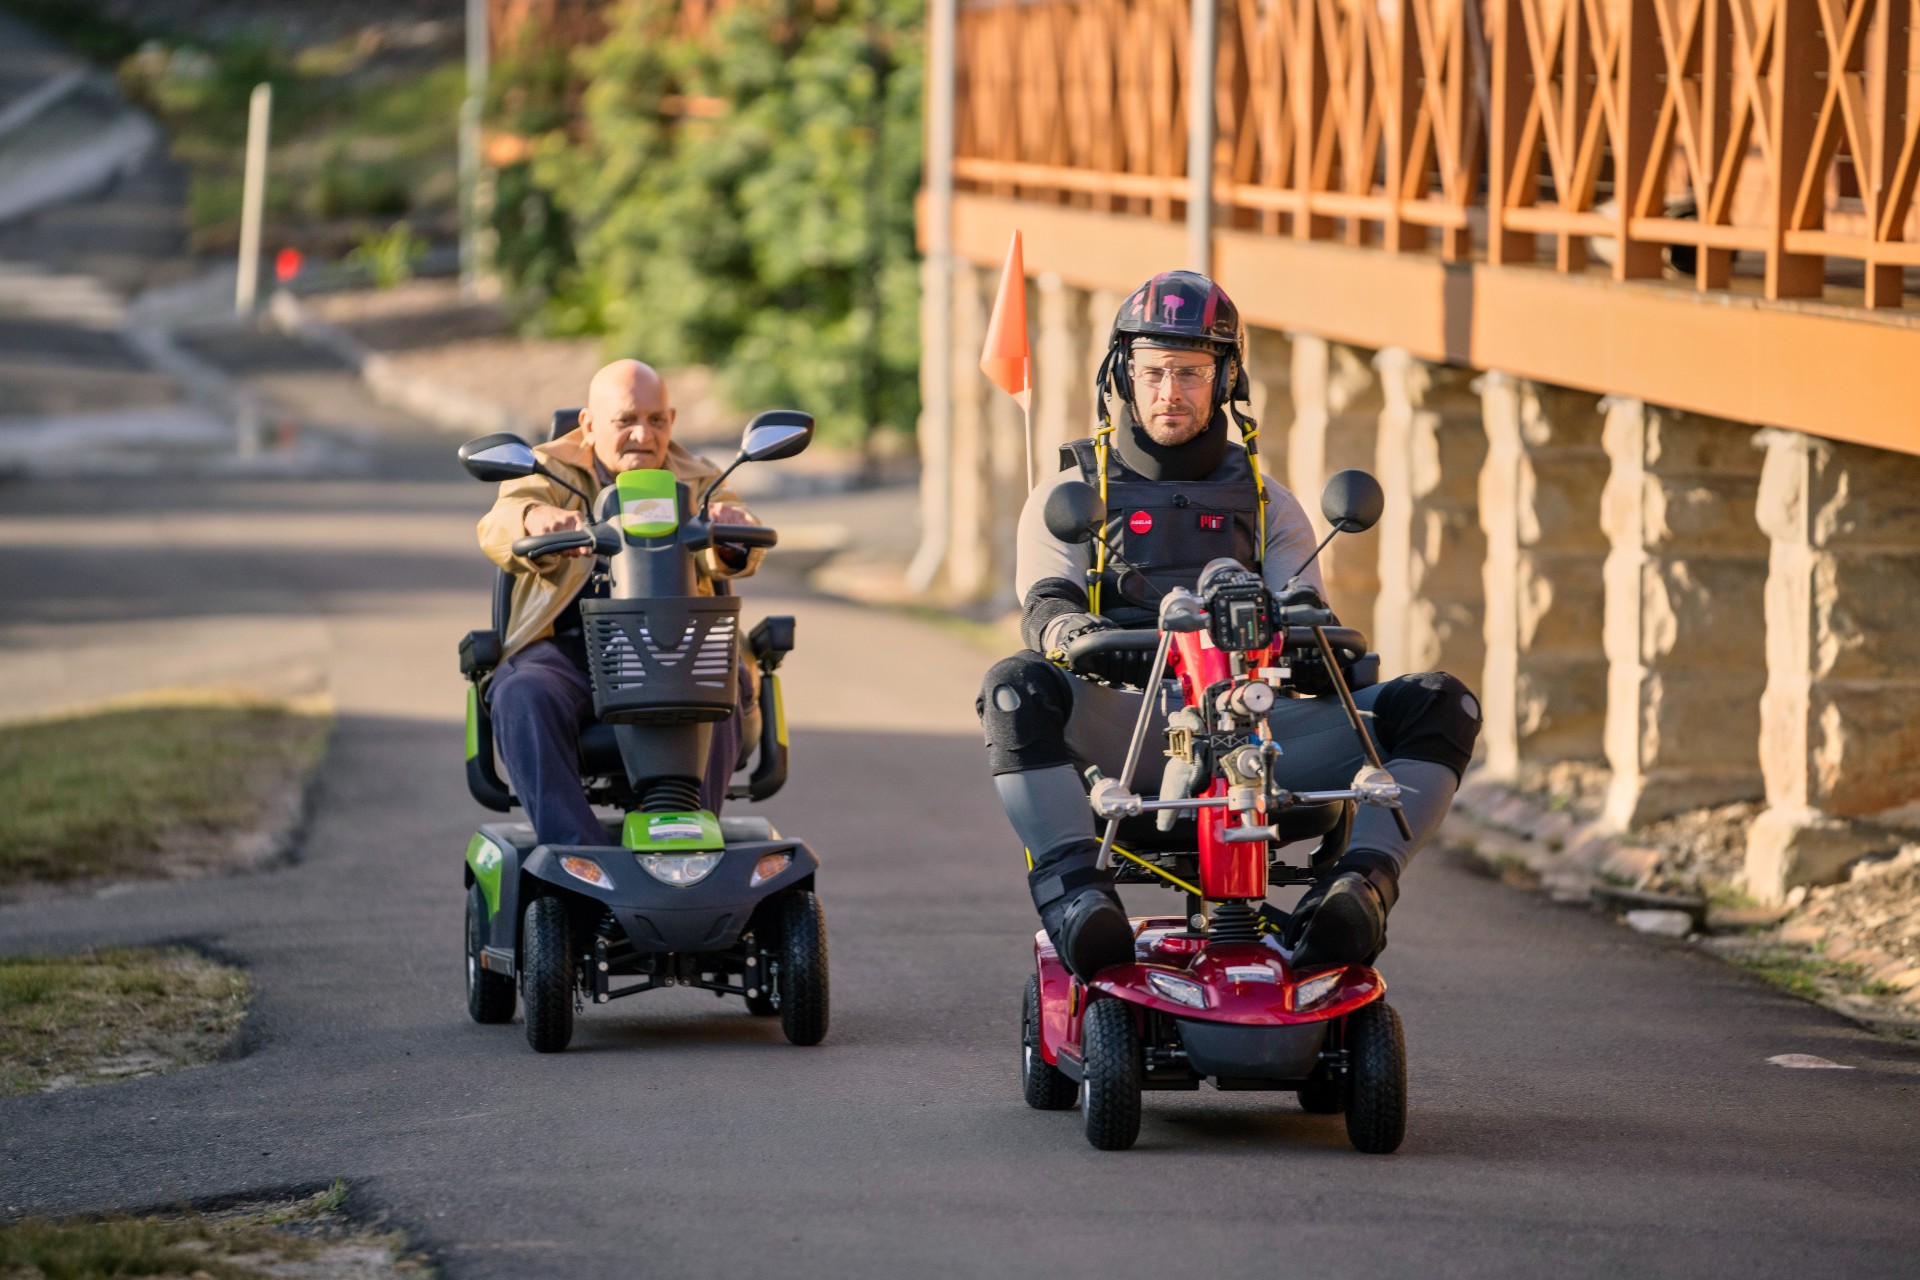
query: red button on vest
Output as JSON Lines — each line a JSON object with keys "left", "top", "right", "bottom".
{"left": 1128, "top": 510, "right": 1153, "bottom": 534}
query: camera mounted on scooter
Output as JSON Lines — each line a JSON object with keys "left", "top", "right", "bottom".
{"left": 1196, "top": 558, "right": 1273, "bottom": 652}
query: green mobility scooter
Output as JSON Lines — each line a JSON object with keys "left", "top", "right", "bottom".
{"left": 455, "top": 408, "right": 826, "bottom": 1053}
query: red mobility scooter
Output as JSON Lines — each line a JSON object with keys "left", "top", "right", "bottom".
{"left": 1022, "top": 470, "right": 1412, "bottom": 1152}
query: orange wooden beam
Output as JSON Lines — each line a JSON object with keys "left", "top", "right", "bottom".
{"left": 936, "top": 193, "right": 1920, "bottom": 457}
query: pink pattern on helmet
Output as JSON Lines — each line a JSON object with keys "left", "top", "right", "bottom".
{"left": 1161, "top": 294, "right": 1185, "bottom": 322}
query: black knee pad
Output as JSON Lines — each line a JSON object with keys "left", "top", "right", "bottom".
{"left": 977, "top": 651, "right": 1076, "bottom": 775}
{"left": 1369, "top": 671, "right": 1481, "bottom": 780}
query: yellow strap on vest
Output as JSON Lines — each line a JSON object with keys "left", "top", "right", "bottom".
{"left": 1090, "top": 422, "right": 1116, "bottom": 615}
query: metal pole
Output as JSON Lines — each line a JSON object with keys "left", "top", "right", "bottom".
{"left": 1187, "top": 0, "right": 1217, "bottom": 276}
{"left": 234, "top": 82, "right": 271, "bottom": 314}
{"left": 906, "top": 0, "right": 957, "bottom": 594}
{"left": 460, "top": 0, "right": 490, "bottom": 296}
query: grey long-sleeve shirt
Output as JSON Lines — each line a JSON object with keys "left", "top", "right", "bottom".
{"left": 1016, "top": 464, "right": 1328, "bottom": 651}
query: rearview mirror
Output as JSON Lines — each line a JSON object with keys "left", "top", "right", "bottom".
{"left": 1321, "top": 469, "right": 1384, "bottom": 534}
{"left": 1043, "top": 480, "right": 1105, "bottom": 545}
{"left": 741, "top": 409, "right": 814, "bottom": 463}
{"left": 459, "top": 433, "right": 538, "bottom": 482}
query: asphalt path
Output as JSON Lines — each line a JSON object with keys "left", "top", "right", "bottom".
{"left": 3, "top": 433, "right": 1919, "bottom": 1279}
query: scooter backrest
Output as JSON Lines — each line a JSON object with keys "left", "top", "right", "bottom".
{"left": 550, "top": 408, "right": 581, "bottom": 442}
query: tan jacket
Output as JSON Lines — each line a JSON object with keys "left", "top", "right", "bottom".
{"left": 477, "top": 428, "right": 763, "bottom": 659}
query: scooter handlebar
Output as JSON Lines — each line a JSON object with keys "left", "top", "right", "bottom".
{"left": 511, "top": 528, "right": 596, "bottom": 560}
{"left": 1062, "top": 628, "right": 1160, "bottom": 669}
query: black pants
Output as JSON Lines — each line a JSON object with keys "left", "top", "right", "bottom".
{"left": 490, "top": 639, "right": 755, "bottom": 847}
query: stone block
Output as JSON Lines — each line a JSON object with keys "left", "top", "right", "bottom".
{"left": 1807, "top": 551, "right": 1920, "bottom": 682}
{"left": 1745, "top": 805, "right": 1900, "bottom": 904}
{"left": 1516, "top": 553, "right": 1607, "bottom": 651}
{"left": 1643, "top": 476, "right": 1773, "bottom": 554}
{"left": 1807, "top": 439, "right": 1920, "bottom": 548}
{"left": 1634, "top": 557, "right": 1770, "bottom": 667}
{"left": 1514, "top": 660, "right": 1608, "bottom": 752}
{"left": 1804, "top": 684, "right": 1920, "bottom": 815}
{"left": 1519, "top": 455, "right": 1611, "bottom": 551}
{"left": 1640, "top": 411, "right": 1767, "bottom": 474}
{"left": 1637, "top": 670, "right": 1763, "bottom": 766}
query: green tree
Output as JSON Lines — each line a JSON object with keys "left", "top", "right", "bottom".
{"left": 524, "top": 0, "right": 923, "bottom": 448}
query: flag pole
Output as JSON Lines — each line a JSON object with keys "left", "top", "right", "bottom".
{"left": 979, "top": 230, "right": 1035, "bottom": 491}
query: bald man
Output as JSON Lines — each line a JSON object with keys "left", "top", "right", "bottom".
{"left": 477, "top": 360, "right": 764, "bottom": 847}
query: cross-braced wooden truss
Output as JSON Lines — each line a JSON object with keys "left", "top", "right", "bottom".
{"left": 954, "top": 0, "right": 1920, "bottom": 308}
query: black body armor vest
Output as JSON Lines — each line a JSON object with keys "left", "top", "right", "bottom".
{"left": 1060, "top": 438, "right": 1264, "bottom": 628}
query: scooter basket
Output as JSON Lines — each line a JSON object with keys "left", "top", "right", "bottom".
{"left": 579, "top": 596, "right": 741, "bottom": 724}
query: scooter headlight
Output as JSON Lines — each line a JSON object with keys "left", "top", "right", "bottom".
{"left": 1292, "top": 970, "right": 1345, "bottom": 1011}
{"left": 1147, "top": 970, "right": 1209, "bottom": 1009}
{"left": 635, "top": 851, "right": 723, "bottom": 887}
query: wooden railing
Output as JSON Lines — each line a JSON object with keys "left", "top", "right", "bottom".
{"left": 955, "top": 0, "right": 1920, "bottom": 309}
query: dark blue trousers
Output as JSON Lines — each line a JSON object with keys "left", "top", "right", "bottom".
{"left": 489, "top": 639, "right": 748, "bottom": 848}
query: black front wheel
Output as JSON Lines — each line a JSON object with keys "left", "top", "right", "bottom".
{"left": 521, "top": 895, "right": 575, "bottom": 1053}
{"left": 1344, "top": 1000, "right": 1406, "bottom": 1153}
{"left": 1080, "top": 997, "right": 1142, "bottom": 1150}
{"left": 1022, "top": 975, "right": 1078, "bottom": 1110}
{"left": 775, "top": 890, "right": 828, "bottom": 1046}
{"left": 466, "top": 884, "right": 515, "bottom": 1024}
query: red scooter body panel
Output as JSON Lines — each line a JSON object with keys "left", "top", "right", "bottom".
{"left": 1171, "top": 629, "right": 1279, "bottom": 902}
{"left": 1033, "top": 920, "right": 1385, "bottom": 1069}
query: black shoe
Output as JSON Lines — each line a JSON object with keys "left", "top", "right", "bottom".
{"left": 1054, "top": 886, "right": 1135, "bottom": 979}
{"left": 1029, "top": 852, "right": 1136, "bottom": 980}
{"left": 1291, "top": 871, "right": 1388, "bottom": 970}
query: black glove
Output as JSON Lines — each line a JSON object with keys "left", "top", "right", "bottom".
{"left": 1049, "top": 613, "right": 1152, "bottom": 687}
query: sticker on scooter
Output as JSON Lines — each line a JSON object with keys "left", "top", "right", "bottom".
{"left": 624, "top": 498, "right": 675, "bottom": 525}
{"left": 648, "top": 815, "right": 706, "bottom": 842}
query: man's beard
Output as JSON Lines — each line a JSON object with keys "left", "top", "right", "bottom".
{"left": 1138, "top": 408, "right": 1207, "bottom": 447}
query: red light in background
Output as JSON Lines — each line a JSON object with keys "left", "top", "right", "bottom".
{"left": 274, "top": 248, "right": 303, "bottom": 283}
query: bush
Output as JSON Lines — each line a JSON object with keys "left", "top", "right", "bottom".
{"left": 501, "top": 0, "right": 924, "bottom": 447}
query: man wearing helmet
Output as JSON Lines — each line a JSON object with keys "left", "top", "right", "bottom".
{"left": 977, "top": 272, "right": 1481, "bottom": 981}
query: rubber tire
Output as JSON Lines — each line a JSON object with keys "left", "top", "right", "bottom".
{"left": 466, "top": 884, "right": 515, "bottom": 1024}
{"left": 776, "top": 890, "right": 829, "bottom": 1046}
{"left": 1296, "top": 1071, "right": 1346, "bottom": 1115}
{"left": 1080, "top": 997, "right": 1142, "bottom": 1151}
{"left": 521, "top": 895, "right": 575, "bottom": 1054}
{"left": 1022, "top": 975, "right": 1078, "bottom": 1110}
{"left": 1344, "top": 1000, "right": 1406, "bottom": 1154}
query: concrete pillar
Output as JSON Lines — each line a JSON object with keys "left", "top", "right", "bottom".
{"left": 1599, "top": 399, "right": 1769, "bottom": 828}
{"left": 1288, "top": 334, "right": 1382, "bottom": 630}
{"left": 1244, "top": 327, "right": 1291, "bottom": 486}
{"left": 1034, "top": 273, "right": 1094, "bottom": 473}
{"left": 1372, "top": 350, "right": 1487, "bottom": 681}
{"left": 945, "top": 262, "right": 995, "bottom": 602}
{"left": 1745, "top": 431, "right": 1920, "bottom": 900}
{"left": 1477, "top": 374, "right": 1609, "bottom": 780}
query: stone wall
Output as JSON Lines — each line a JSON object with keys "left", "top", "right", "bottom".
{"left": 1746, "top": 432, "right": 1920, "bottom": 900}
{"left": 1477, "top": 374, "right": 1609, "bottom": 780}
{"left": 1600, "top": 400, "right": 1770, "bottom": 829}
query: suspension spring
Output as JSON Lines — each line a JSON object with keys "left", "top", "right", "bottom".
{"left": 1208, "top": 901, "right": 1261, "bottom": 943}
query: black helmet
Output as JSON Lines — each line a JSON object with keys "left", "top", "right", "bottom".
{"left": 1100, "top": 270, "right": 1249, "bottom": 411}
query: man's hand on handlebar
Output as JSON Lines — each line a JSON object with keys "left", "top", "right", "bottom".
{"left": 521, "top": 502, "right": 592, "bottom": 558}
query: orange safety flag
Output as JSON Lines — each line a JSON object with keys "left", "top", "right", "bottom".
{"left": 979, "top": 230, "right": 1031, "bottom": 411}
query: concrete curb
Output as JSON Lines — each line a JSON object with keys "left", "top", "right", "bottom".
{"left": 267, "top": 289, "right": 526, "bottom": 438}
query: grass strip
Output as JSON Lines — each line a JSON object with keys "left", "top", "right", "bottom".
{"left": 0, "top": 698, "right": 329, "bottom": 888}
{"left": 0, "top": 1181, "right": 426, "bottom": 1279}
{"left": 0, "top": 947, "right": 248, "bottom": 1097}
